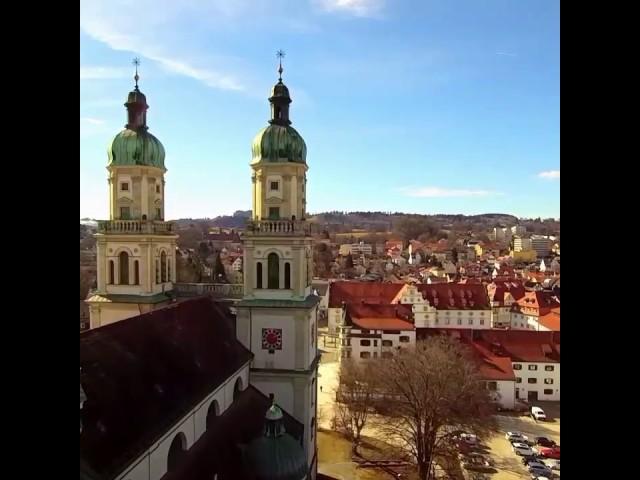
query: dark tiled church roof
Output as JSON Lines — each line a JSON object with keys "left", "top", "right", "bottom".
{"left": 80, "top": 297, "right": 253, "bottom": 479}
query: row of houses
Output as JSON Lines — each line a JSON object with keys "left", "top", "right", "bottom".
{"left": 324, "top": 280, "right": 560, "bottom": 410}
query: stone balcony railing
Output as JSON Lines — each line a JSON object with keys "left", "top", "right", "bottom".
{"left": 244, "top": 219, "right": 313, "bottom": 236}
{"left": 174, "top": 283, "right": 244, "bottom": 299}
{"left": 97, "top": 220, "right": 176, "bottom": 235}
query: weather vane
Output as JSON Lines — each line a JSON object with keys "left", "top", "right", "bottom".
{"left": 133, "top": 57, "right": 141, "bottom": 89}
{"left": 276, "top": 49, "right": 285, "bottom": 81}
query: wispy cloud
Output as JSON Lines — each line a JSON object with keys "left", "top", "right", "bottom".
{"left": 399, "top": 187, "right": 501, "bottom": 198}
{"left": 80, "top": 117, "right": 109, "bottom": 138}
{"left": 496, "top": 51, "right": 517, "bottom": 57}
{"left": 80, "top": 66, "right": 129, "bottom": 80}
{"left": 80, "top": 0, "right": 247, "bottom": 91}
{"left": 81, "top": 117, "right": 105, "bottom": 125}
{"left": 537, "top": 170, "right": 560, "bottom": 180}
{"left": 313, "top": 0, "right": 385, "bottom": 17}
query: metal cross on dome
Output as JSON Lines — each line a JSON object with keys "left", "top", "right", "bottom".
{"left": 276, "top": 49, "right": 285, "bottom": 80}
{"left": 132, "top": 57, "right": 141, "bottom": 89}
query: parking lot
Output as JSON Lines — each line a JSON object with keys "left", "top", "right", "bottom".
{"left": 483, "top": 402, "right": 560, "bottom": 479}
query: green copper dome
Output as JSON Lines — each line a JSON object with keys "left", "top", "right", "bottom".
{"left": 108, "top": 129, "right": 165, "bottom": 169}
{"left": 246, "top": 404, "right": 307, "bottom": 480}
{"left": 251, "top": 125, "right": 307, "bottom": 165}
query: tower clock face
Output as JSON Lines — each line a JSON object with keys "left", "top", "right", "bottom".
{"left": 262, "top": 328, "right": 283, "bottom": 350}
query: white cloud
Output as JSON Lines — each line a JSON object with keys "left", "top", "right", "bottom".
{"left": 80, "top": 66, "right": 129, "bottom": 80}
{"left": 81, "top": 117, "right": 105, "bottom": 125}
{"left": 313, "top": 0, "right": 385, "bottom": 17}
{"left": 399, "top": 187, "right": 500, "bottom": 198}
{"left": 537, "top": 170, "right": 560, "bottom": 180}
{"left": 80, "top": 0, "right": 246, "bottom": 91}
{"left": 80, "top": 117, "right": 108, "bottom": 138}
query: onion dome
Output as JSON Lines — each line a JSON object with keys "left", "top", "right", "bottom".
{"left": 246, "top": 402, "right": 307, "bottom": 480}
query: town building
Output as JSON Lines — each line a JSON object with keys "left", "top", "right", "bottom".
{"left": 530, "top": 236, "right": 552, "bottom": 258}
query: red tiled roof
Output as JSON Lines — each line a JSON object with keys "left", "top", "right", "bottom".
{"left": 416, "top": 328, "right": 560, "bottom": 364}
{"left": 80, "top": 297, "right": 253, "bottom": 480}
{"left": 328, "top": 281, "right": 405, "bottom": 308}
{"left": 346, "top": 303, "right": 413, "bottom": 331}
{"left": 512, "top": 291, "right": 560, "bottom": 315}
{"left": 537, "top": 310, "right": 560, "bottom": 331}
{"left": 416, "top": 283, "right": 491, "bottom": 310}
{"left": 487, "top": 281, "right": 526, "bottom": 305}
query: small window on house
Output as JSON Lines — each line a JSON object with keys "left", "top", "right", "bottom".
{"left": 399, "top": 336, "right": 410, "bottom": 343}
{"left": 528, "top": 365, "right": 538, "bottom": 371}
{"left": 121, "top": 182, "right": 129, "bottom": 191}
{"left": 445, "top": 318, "right": 450, "bottom": 325}
{"left": 360, "top": 351, "right": 371, "bottom": 359}
{"left": 480, "top": 319, "right": 485, "bottom": 325}
{"left": 545, "top": 365, "right": 554, "bottom": 371}
{"left": 268, "top": 207, "right": 280, "bottom": 219}
{"left": 346, "top": 350, "right": 351, "bottom": 358}
{"left": 373, "top": 340, "right": 378, "bottom": 347}
{"left": 120, "top": 207, "right": 131, "bottom": 219}
{"left": 543, "top": 389, "right": 553, "bottom": 395}
{"left": 134, "top": 260, "right": 139, "bottom": 285}
{"left": 270, "top": 181, "right": 279, "bottom": 191}
{"left": 544, "top": 378, "right": 554, "bottom": 385}
{"left": 382, "top": 340, "right": 392, "bottom": 347}
{"left": 360, "top": 339, "right": 371, "bottom": 346}
{"left": 516, "top": 377, "right": 522, "bottom": 383}
{"left": 468, "top": 318, "right": 473, "bottom": 325}
{"left": 527, "top": 378, "right": 537, "bottom": 384}
{"left": 486, "top": 381, "right": 497, "bottom": 391}
{"left": 513, "top": 364, "right": 522, "bottom": 370}
{"left": 457, "top": 318, "right": 462, "bottom": 325}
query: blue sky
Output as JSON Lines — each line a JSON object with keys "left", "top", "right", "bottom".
{"left": 80, "top": 0, "right": 559, "bottom": 220}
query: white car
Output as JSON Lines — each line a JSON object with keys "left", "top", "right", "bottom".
{"left": 505, "top": 431, "right": 529, "bottom": 443}
{"left": 543, "top": 459, "right": 560, "bottom": 470}
{"left": 512, "top": 442, "right": 534, "bottom": 456}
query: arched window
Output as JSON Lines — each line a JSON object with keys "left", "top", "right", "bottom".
{"left": 161, "top": 251, "right": 167, "bottom": 283}
{"left": 134, "top": 260, "right": 139, "bottom": 285}
{"left": 267, "top": 253, "right": 279, "bottom": 289}
{"left": 284, "top": 262, "right": 291, "bottom": 289}
{"left": 167, "top": 432, "right": 187, "bottom": 472}
{"left": 256, "top": 262, "right": 263, "bottom": 289}
{"left": 108, "top": 260, "right": 114, "bottom": 284}
{"left": 206, "top": 400, "right": 220, "bottom": 430}
{"left": 155, "top": 260, "right": 160, "bottom": 284}
{"left": 233, "top": 377, "right": 244, "bottom": 401}
{"left": 119, "top": 252, "right": 129, "bottom": 285}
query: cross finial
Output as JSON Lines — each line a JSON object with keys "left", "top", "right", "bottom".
{"left": 276, "top": 49, "right": 285, "bottom": 81}
{"left": 132, "top": 57, "right": 141, "bottom": 90}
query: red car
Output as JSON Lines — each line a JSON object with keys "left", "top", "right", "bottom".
{"left": 539, "top": 446, "right": 560, "bottom": 459}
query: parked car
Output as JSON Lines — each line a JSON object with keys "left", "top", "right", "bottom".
{"left": 521, "top": 455, "right": 540, "bottom": 466}
{"left": 530, "top": 406, "right": 546, "bottom": 421}
{"left": 525, "top": 461, "right": 549, "bottom": 471}
{"left": 535, "top": 436, "right": 556, "bottom": 447}
{"left": 528, "top": 465, "right": 553, "bottom": 477}
{"left": 531, "top": 476, "right": 551, "bottom": 480}
{"left": 543, "top": 459, "right": 560, "bottom": 470}
{"left": 505, "top": 431, "right": 529, "bottom": 443}
{"left": 512, "top": 442, "right": 534, "bottom": 456}
{"left": 461, "top": 454, "right": 491, "bottom": 470}
{"left": 538, "top": 446, "right": 560, "bottom": 459}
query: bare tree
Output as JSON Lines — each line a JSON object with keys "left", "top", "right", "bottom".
{"left": 334, "top": 360, "right": 376, "bottom": 455}
{"left": 369, "top": 336, "right": 496, "bottom": 480}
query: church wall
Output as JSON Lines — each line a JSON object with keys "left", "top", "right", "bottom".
{"left": 114, "top": 363, "right": 251, "bottom": 480}
{"left": 251, "top": 376, "right": 295, "bottom": 414}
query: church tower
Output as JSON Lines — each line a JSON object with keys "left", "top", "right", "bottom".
{"left": 236, "top": 52, "right": 319, "bottom": 478}
{"left": 87, "top": 61, "right": 178, "bottom": 329}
